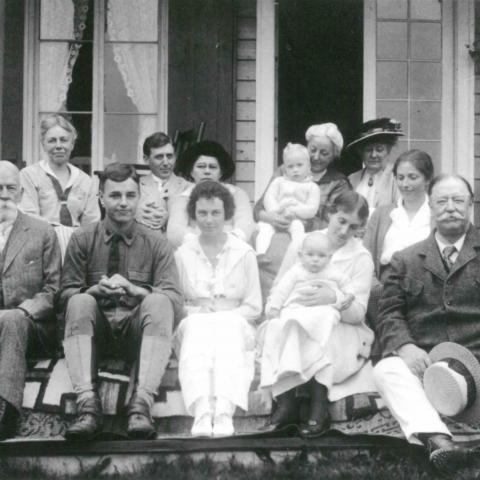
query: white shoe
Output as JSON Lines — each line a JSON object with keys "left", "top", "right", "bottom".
{"left": 213, "top": 414, "right": 234, "bottom": 437}
{"left": 191, "top": 413, "right": 213, "bottom": 437}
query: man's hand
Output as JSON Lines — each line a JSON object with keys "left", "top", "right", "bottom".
{"left": 295, "top": 284, "right": 337, "bottom": 307}
{"left": 138, "top": 202, "right": 168, "bottom": 230}
{"left": 107, "top": 274, "right": 149, "bottom": 299}
{"left": 86, "top": 277, "right": 126, "bottom": 298}
{"left": 397, "top": 343, "right": 431, "bottom": 378}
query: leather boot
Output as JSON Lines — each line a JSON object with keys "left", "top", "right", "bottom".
{"left": 65, "top": 393, "right": 103, "bottom": 441}
{"left": 126, "top": 395, "right": 155, "bottom": 439}
{"left": 299, "top": 380, "right": 331, "bottom": 438}
{"left": 260, "top": 388, "right": 298, "bottom": 432}
{"left": 63, "top": 335, "right": 102, "bottom": 441}
{"left": 0, "top": 397, "right": 18, "bottom": 440}
{"left": 126, "top": 336, "right": 170, "bottom": 439}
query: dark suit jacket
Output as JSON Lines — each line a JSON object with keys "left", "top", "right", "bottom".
{"left": 376, "top": 225, "right": 480, "bottom": 360}
{"left": 2, "top": 212, "right": 61, "bottom": 353}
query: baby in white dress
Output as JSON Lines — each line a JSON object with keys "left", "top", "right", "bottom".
{"left": 256, "top": 143, "right": 321, "bottom": 255}
{"left": 265, "top": 231, "right": 354, "bottom": 319}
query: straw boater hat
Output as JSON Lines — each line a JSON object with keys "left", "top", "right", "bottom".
{"left": 423, "top": 342, "right": 480, "bottom": 424}
{"left": 345, "top": 118, "right": 404, "bottom": 150}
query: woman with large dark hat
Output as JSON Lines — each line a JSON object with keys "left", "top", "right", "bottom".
{"left": 347, "top": 118, "right": 404, "bottom": 214}
{"left": 167, "top": 140, "right": 254, "bottom": 248}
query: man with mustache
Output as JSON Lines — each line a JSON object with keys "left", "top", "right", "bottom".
{"left": 0, "top": 161, "right": 61, "bottom": 439}
{"left": 60, "top": 162, "right": 183, "bottom": 441}
{"left": 373, "top": 174, "right": 480, "bottom": 469}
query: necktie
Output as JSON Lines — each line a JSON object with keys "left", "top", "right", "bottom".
{"left": 107, "top": 233, "right": 121, "bottom": 276}
{"left": 443, "top": 245, "right": 457, "bottom": 271}
{"left": 45, "top": 173, "right": 73, "bottom": 226}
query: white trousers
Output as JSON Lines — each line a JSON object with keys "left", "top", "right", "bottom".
{"left": 373, "top": 356, "right": 451, "bottom": 443}
{"left": 256, "top": 220, "right": 305, "bottom": 255}
{"left": 175, "top": 312, "right": 255, "bottom": 416}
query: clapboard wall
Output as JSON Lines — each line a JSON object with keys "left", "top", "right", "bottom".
{"left": 234, "top": 0, "right": 256, "bottom": 202}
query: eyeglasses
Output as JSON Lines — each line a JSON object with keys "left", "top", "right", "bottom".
{"left": 431, "top": 196, "right": 471, "bottom": 207}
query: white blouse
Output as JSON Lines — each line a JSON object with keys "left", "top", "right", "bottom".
{"left": 380, "top": 196, "right": 431, "bottom": 265}
{"left": 174, "top": 233, "right": 262, "bottom": 322}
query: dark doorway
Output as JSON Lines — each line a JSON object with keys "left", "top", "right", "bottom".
{"left": 278, "top": 0, "right": 363, "bottom": 175}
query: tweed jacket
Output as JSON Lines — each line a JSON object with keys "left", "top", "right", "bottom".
{"left": 2, "top": 212, "right": 61, "bottom": 320}
{"left": 376, "top": 225, "right": 480, "bottom": 360}
{"left": 363, "top": 204, "right": 395, "bottom": 280}
{"left": 254, "top": 166, "right": 351, "bottom": 230}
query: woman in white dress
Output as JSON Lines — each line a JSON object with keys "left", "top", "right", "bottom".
{"left": 260, "top": 191, "right": 374, "bottom": 437}
{"left": 174, "top": 180, "right": 262, "bottom": 438}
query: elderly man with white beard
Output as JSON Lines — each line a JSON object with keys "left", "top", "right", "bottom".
{"left": 0, "top": 161, "right": 61, "bottom": 439}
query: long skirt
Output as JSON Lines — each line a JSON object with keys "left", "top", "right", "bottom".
{"left": 260, "top": 305, "right": 374, "bottom": 399}
{"left": 175, "top": 311, "right": 256, "bottom": 415}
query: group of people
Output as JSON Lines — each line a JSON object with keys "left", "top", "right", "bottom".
{"left": 0, "top": 113, "right": 479, "bottom": 470}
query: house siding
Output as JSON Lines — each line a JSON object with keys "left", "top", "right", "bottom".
{"left": 234, "top": 0, "right": 256, "bottom": 202}
{"left": 475, "top": 1, "right": 480, "bottom": 225}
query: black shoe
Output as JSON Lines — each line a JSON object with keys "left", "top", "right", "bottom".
{"left": 126, "top": 395, "right": 156, "bottom": 440}
{"left": 65, "top": 394, "right": 103, "bottom": 441}
{"left": 427, "top": 434, "right": 473, "bottom": 470}
{"left": 0, "top": 397, "right": 18, "bottom": 440}
{"left": 299, "top": 414, "right": 331, "bottom": 438}
{"left": 259, "top": 390, "right": 298, "bottom": 433}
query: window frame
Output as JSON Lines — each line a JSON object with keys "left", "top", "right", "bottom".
{"left": 23, "top": 0, "right": 169, "bottom": 170}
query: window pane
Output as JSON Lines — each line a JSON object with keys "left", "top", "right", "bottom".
{"left": 38, "top": 113, "right": 92, "bottom": 171}
{"left": 40, "top": 0, "right": 93, "bottom": 41}
{"left": 40, "top": 42, "right": 91, "bottom": 112}
{"left": 106, "top": 0, "right": 158, "bottom": 42}
{"left": 104, "top": 43, "right": 158, "bottom": 114}
{"left": 104, "top": 114, "right": 157, "bottom": 165}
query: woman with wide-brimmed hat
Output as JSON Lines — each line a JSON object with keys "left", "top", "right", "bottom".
{"left": 167, "top": 140, "right": 254, "bottom": 248}
{"left": 347, "top": 118, "right": 404, "bottom": 214}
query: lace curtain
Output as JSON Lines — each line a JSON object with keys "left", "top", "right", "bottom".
{"left": 107, "top": 0, "right": 158, "bottom": 162}
{"left": 39, "top": 0, "right": 89, "bottom": 112}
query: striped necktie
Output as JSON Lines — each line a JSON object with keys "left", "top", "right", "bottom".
{"left": 45, "top": 173, "right": 73, "bottom": 226}
{"left": 442, "top": 245, "right": 457, "bottom": 271}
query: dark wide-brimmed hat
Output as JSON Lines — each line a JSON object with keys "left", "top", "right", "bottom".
{"left": 345, "top": 118, "right": 404, "bottom": 150}
{"left": 423, "top": 342, "right": 480, "bottom": 424}
{"left": 174, "top": 140, "right": 235, "bottom": 181}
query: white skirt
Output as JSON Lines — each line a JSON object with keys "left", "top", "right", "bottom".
{"left": 174, "top": 311, "right": 256, "bottom": 415}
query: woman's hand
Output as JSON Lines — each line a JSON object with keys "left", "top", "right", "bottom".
{"left": 266, "top": 307, "right": 280, "bottom": 319}
{"left": 295, "top": 284, "right": 336, "bottom": 307}
{"left": 397, "top": 343, "right": 431, "bottom": 378}
{"left": 258, "top": 210, "right": 291, "bottom": 231}
{"left": 336, "top": 293, "right": 355, "bottom": 311}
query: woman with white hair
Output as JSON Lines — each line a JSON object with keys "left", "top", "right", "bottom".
{"left": 19, "top": 114, "right": 100, "bottom": 256}
{"left": 254, "top": 123, "right": 351, "bottom": 296}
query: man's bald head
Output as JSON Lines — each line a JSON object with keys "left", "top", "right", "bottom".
{"left": 0, "top": 161, "right": 20, "bottom": 183}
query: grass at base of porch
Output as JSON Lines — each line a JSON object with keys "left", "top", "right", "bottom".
{"left": 0, "top": 449, "right": 476, "bottom": 480}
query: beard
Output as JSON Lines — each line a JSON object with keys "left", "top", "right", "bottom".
{"left": 0, "top": 201, "right": 18, "bottom": 222}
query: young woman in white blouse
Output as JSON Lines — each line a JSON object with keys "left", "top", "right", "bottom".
{"left": 174, "top": 180, "right": 262, "bottom": 438}
{"left": 363, "top": 149, "right": 434, "bottom": 285}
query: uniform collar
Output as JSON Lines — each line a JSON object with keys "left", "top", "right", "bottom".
{"left": 102, "top": 217, "right": 137, "bottom": 245}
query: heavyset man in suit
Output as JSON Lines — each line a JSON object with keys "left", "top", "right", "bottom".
{"left": 60, "top": 162, "right": 183, "bottom": 441}
{"left": 0, "top": 161, "right": 61, "bottom": 439}
{"left": 374, "top": 174, "right": 480, "bottom": 468}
